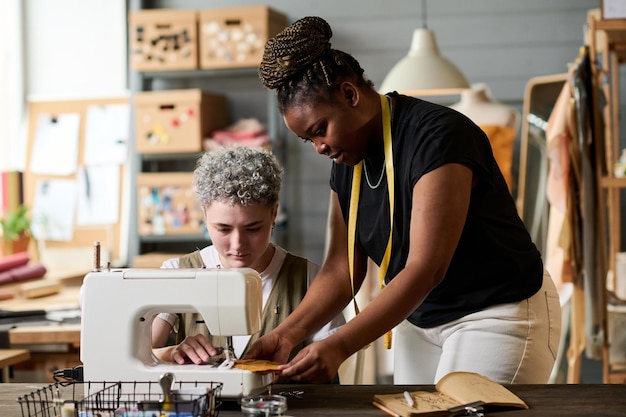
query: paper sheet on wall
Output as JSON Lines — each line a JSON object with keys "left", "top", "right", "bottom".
{"left": 29, "top": 113, "right": 80, "bottom": 175}
{"left": 84, "top": 104, "right": 130, "bottom": 165}
{"left": 30, "top": 179, "right": 77, "bottom": 241}
{"left": 76, "top": 165, "right": 120, "bottom": 225}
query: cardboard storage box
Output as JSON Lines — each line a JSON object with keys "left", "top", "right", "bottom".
{"left": 137, "top": 172, "right": 204, "bottom": 236}
{"left": 129, "top": 9, "right": 199, "bottom": 71}
{"left": 134, "top": 89, "right": 228, "bottom": 154}
{"left": 199, "top": 5, "right": 287, "bottom": 69}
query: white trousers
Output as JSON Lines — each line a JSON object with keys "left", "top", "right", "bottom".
{"left": 393, "top": 270, "right": 561, "bottom": 384}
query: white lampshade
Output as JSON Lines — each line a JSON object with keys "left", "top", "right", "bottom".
{"left": 379, "top": 28, "right": 470, "bottom": 96}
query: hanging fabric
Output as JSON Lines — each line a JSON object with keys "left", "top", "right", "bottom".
{"left": 572, "top": 46, "right": 605, "bottom": 361}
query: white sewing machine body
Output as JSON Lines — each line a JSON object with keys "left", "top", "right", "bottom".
{"left": 80, "top": 268, "right": 273, "bottom": 398}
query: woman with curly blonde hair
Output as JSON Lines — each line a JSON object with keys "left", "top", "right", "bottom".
{"left": 151, "top": 146, "right": 344, "bottom": 378}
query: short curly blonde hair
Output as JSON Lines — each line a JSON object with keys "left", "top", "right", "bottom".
{"left": 193, "top": 146, "right": 283, "bottom": 208}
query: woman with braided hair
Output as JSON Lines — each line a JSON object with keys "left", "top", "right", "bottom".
{"left": 246, "top": 16, "right": 561, "bottom": 385}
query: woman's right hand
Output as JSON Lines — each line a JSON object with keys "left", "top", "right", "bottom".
{"left": 169, "top": 334, "right": 221, "bottom": 364}
{"left": 243, "top": 331, "right": 294, "bottom": 365}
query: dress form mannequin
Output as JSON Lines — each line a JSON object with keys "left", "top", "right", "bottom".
{"left": 450, "top": 83, "right": 520, "bottom": 191}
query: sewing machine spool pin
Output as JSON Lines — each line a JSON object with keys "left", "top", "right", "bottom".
{"left": 92, "top": 241, "right": 101, "bottom": 272}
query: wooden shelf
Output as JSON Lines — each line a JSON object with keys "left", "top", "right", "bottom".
{"left": 139, "top": 67, "right": 259, "bottom": 80}
{"left": 126, "top": 1, "right": 287, "bottom": 269}
{"left": 587, "top": 9, "right": 626, "bottom": 384}
{"left": 596, "top": 19, "right": 626, "bottom": 61}
{"left": 139, "top": 233, "right": 207, "bottom": 243}
{"left": 600, "top": 176, "right": 626, "bottom": 188}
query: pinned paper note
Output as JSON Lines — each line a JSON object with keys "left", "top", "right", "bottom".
{"left": 84, "top": 104, "right": 130, "bottom": 165}
{"left": 30, "top": 179, "right": 77, "bottom": 241}
{"left": 30, "top": 113, "right": 80, "bottom": 175}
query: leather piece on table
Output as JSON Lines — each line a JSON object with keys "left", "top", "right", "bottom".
{"left": 233, "top": 359, "right": 282, "bottom": 373}
{"left": 20, "top": 280, "right": 62, "bottom": 299}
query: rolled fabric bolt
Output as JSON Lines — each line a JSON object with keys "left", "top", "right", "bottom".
{"left": 0, "top": 269, "right": 13, "bottom": 284}
{"left": 9, "top": 263, "right": 47, "bottom": 283}
{"left": 21, "top": 279, "right": 62, "bottom": 299}
{"left": 0, "top": 251, "right": 30, "bottom": 272}
{"left": 0, "top": 288, "right": 15, "bottom": 300}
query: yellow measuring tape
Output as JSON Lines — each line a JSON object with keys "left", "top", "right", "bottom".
{"left": 347, "top": 94, "right": 395, "bottom": 349}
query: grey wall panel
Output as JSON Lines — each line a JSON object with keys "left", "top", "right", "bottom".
{"left": 143, "top": 0, "right": 600, "bottom": 264}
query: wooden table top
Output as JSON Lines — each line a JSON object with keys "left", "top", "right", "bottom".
{"left": 1, "top": 284, "right": 81, "bottom": 347}
{"left": 8, "top": 323, "right": 81, "bottom": 346}
{"left": 0, "top": 350, "right": 30, "bottom": 368}
{"left": 0, "top": 282, "right": 81, "bottom": 312}
{"left": 2, "top": 383, "right": 626, "bottom": 417}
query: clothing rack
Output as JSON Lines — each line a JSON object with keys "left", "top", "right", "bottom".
{"left": 585, "top": 8, "right": 626, "bottom": 383}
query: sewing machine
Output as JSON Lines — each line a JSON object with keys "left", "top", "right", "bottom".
{"left": 80, "top": 268, "right": 274, "bottom": 398}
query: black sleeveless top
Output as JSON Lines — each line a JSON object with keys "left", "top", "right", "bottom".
{"left": 331, "top": 92, "right": 543, "bottom": 328}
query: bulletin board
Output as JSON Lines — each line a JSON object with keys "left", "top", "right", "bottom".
{"left": 24, "top": 96, "right": 129, "bottom": 265}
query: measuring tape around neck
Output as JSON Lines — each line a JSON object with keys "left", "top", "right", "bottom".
{"left": 347, "top": 94, "right": 395, "bottom": 349}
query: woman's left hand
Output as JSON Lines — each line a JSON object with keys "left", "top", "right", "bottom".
{"left": 278, "top": 338, "right": 346, "bottom": 383}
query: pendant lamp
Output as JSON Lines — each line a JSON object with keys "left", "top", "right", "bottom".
{"left": 379, "top": 1, "right": 469, "bottom": 96}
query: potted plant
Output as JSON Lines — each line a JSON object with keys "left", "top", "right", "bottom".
{"left": 0, "top": 205, "right": 32, "bottom": 256}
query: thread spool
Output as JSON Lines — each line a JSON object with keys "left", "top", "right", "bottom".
{"left": 93, "top": 241, "right": 101, "bottom": 272}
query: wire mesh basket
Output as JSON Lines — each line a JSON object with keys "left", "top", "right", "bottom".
{"left": 17, "top": 380, "right": 223, "bottom": 417}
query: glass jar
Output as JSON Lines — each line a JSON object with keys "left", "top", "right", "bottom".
{"left": 240, "top": 394, "right": 288, "bottom": 416}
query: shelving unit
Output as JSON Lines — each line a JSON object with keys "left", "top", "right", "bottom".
{"left": 126, "top": 1, "right": 288, "bottom": 266}
{"left": 586, "top": 9, "right": 626, "bottom": 383}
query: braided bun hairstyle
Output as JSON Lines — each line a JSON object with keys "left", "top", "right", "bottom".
{"left": 258, "top": 16, "right": 373, "bottom": 112}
